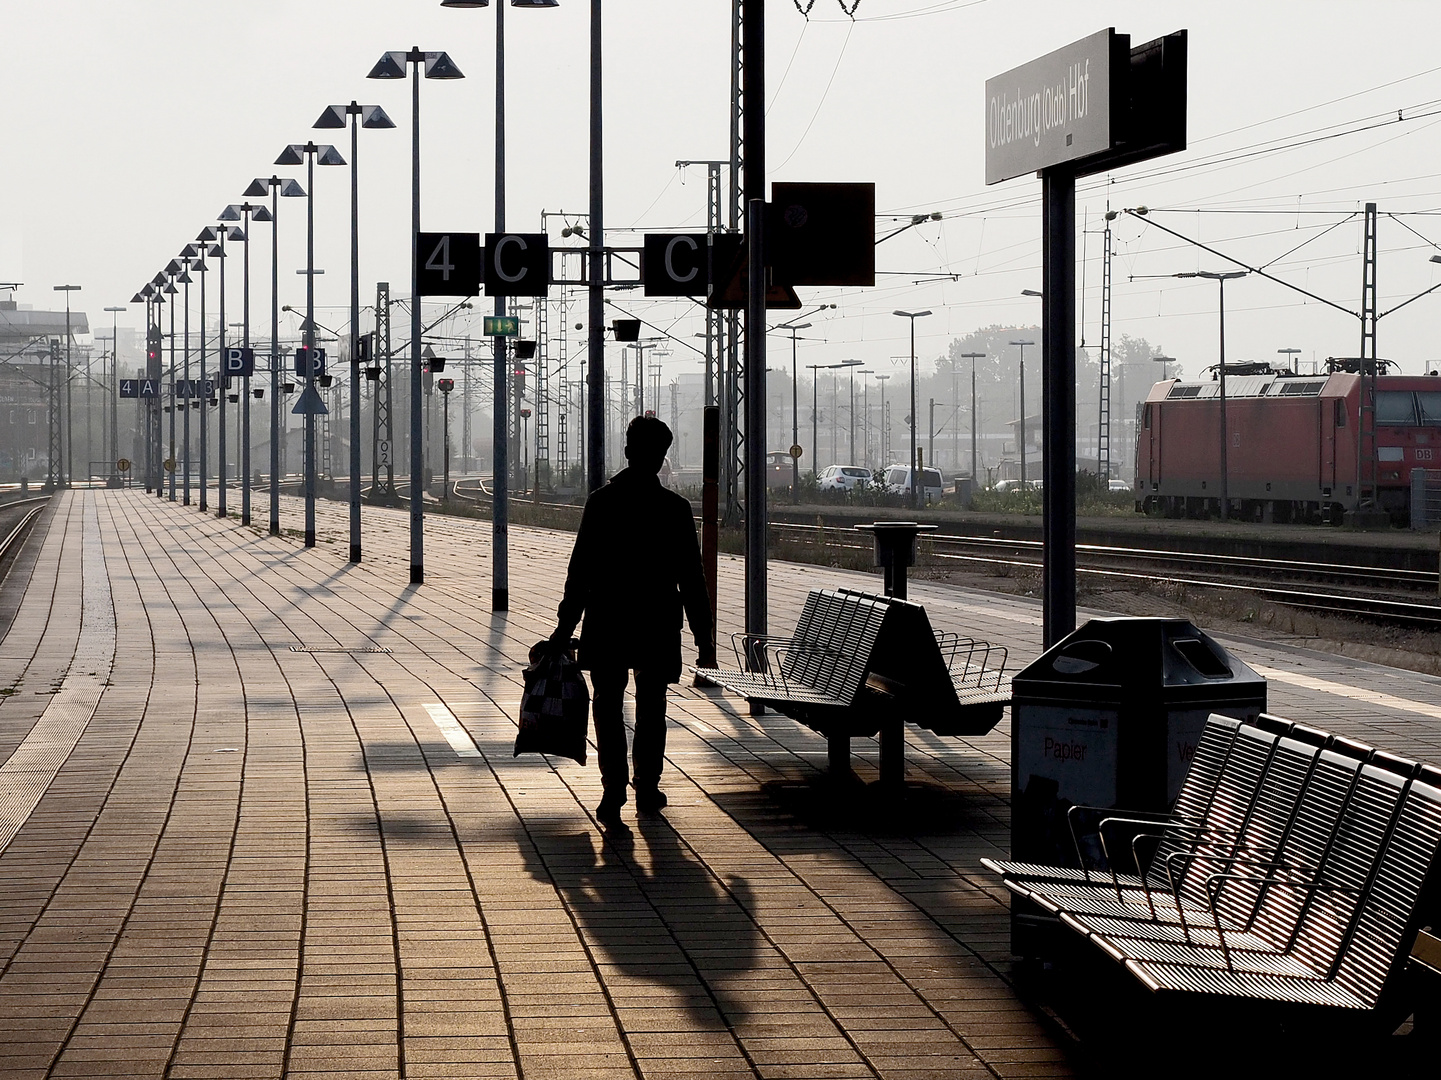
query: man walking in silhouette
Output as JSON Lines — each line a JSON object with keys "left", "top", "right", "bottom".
{"left": 551, "top": 416, "right": 716, "bottom": 822}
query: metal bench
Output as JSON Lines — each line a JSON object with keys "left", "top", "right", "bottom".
{"left": 982, "top": 713, "right": 1441, "bottom": 1030}
{"left": 694, "top": 587, "right": 1009, "bottom": 784}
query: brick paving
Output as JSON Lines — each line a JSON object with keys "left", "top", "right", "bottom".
{"left": 0, "top": 489, "right": 1437, "bottom": 1079}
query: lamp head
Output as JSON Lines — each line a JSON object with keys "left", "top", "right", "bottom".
{"left": 316, "top": 145, "right": 347, "bottom": 166}
{"left": 367, "top": 51, "right": 408, "bottom": 79}
{"left": 251, "top": 206, "right": 273, "bottom": 222}
{"left": 313, "top": 105, "right": 348, "bottom": 129}
{"left": 423, "top": 51, "right": 464, "bottom": 78}
{"left": 275, "top": 145, "right": 306, "bottom": 166}
{"left": 242, "top": 178, "right": 270, "bottom": 198}
{"left": 279, "top": 179, "right": 306, "bottom": 198}
{"left": 361, "top": 105, "right": 395, "bottom": 129}
{"left": 218, "top": 205, "right": 242, "bottom": 222}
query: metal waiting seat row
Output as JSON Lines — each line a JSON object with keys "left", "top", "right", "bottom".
{"left": 982, "top": 713, "right": 1441, "bottom": 1024}
{"left": 693, "top": 587, "right": 1009, "bottom": 782}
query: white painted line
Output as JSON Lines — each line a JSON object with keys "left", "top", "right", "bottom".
{"left": 424, "top": 703, "right": 481, "bottom": 757}
{"left": 1253, "top": 665, "right": 1441, "bottom": 722}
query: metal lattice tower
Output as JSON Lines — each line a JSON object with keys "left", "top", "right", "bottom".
{"left": 535, "top": 297, "right": 549, "bottom": 491}
{"left": 1358, "top": 202, "right": 1379, "bottom": 507}
{"left": 725, "top": 0, "right": 746, "bottom": 525}
{"left": 1097, "top": 215, "right": 1113, "bottom": 480}
{"left": 373, "top": 281, "right": 394, "bottom": 500}
{"left": 48, "top": 340, "right": 62, "bottom": 488}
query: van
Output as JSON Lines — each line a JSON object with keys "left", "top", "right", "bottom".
{"left": 882, "top": 465, "right": 944, "bottom": 504}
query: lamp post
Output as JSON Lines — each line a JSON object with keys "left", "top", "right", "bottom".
{"left": 198, "top": 224, "right": 236, "bottom": 515}
{"left": 1010, "top": 339, "right": 1034, "bottom": 484}
{"left": 846, "top": 360, "right": 861, "bottom": 465}
{"left": 959, "top": 352, "right": 985, "bottom": 480}
{"left": 873, "top": 373, "right": 891, "bottom": 465}
{"left": 276, "top": 141, "right": 346, "bottom": 548}
{"left": 1152, "top": 353, "right": 1176, "bottom": 381}
{"left": 53, "top": 285, "right": 80, "bottom": 487}
{"left": 369, "top": 47, "right": 465, "bottom": 585}
{"left": 892, "top": 310, "right": 932, "bottom": 508}
{"left": 314, "top": 103, "right": 394, "bottom": 563}
{"left": 1177, "top": 270, "right": 1248, "bottom": 519}
{"left": 191, "top": 245, "right": 212, "bottom": 511}
{"left": 176, "top": 249, "right": 198, "bottom": 505}
{"left": 1278, "top": 347, "right": 1302, "bottom": 374}
{"left": 162, "top": 266, "right": 180, "bottom": 501}
{"left": 857, "top": 369, "right": 872, "bottom": 467}
{"left": 442, "top": 0, "right": 558, "bottom": 605}
{"left": 775, "top": 319, "right": 810, "bottom": 501}
{"left": 103, "top": 305, "right": 125, "bottom": 486}
{"left": 243, "top": 175, "right": 307, "bottom": 536}
{"left": 438, "top": 376, "right": 454, "bottom": 500}
{"left": 221, "top": 201, "right": 272, "bottom": 525}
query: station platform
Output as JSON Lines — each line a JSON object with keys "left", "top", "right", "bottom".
{"left": 1, "top": 489, "right": 1438, "bottom": 1079}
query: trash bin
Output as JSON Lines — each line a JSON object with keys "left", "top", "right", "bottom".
{"left": 1008, "top": 618, "right": 1266, "bottom": 953}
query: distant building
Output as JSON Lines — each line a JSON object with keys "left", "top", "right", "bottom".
{"left": 0, "top": 299, "right": 90, "bottom": 482}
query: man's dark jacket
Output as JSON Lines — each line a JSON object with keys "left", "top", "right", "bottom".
{"left": 555, "top": 467, "right": 713, "bottom": 684}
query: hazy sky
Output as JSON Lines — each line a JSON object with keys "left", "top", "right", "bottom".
{"left": 6, "top": 0, "right": 1441, "bottom": 385}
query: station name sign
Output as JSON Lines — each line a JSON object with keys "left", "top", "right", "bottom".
{"left": 985, "top": 28, "right": 1186, "bottom": 185}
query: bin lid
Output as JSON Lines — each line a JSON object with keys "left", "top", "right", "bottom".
{"left": 1011, "top": 617, "right": 1265, "bottom": 702}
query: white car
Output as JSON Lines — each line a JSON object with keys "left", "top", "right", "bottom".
{"left": 818, "top": 465, "right": 873, "bottom": 492}
{"left": 881, "top": 465, "right": 945, "bottom": 504}
{"left": 1108, "top": 479, "right": 1132, "bottom": 493}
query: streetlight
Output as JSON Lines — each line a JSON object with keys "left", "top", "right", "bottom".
{"left": 1177, "top": 270, "right": 1248, "bottom": 519}
{"left": 843, "top": 360, "right": 863, "bottom": 465}
{"left": 892, "top": 310, "right": 931, "bottom": 507}
{"left": 103, "top": 305, "right": 125, "bottom": 486}
{"left": 53, "top": 285, "right": 80, "bottom": 487}
{"left": 220, "top": 201, "right": 271, "bottom": 526}
{"left": 276, "top": 141, "right": 346, "bottom": 549}
{"left": 1152, "top": 354, "right": 1176, "bottom": 380}
{"left": 315, "top": 102, "right": 395, "bottom": 563}
{"left": 776, "top": 320, "right": 810, "bottom": 502}
{"left": 1010, "top": 339, "right": 1034, "bottom": 484}
{"left": 161, "top": 265, "right": 180, "bottom": 501}
{"left": 857, "top": 369, "right": 873, "bottom": 467}
{"left": 442, "top": 0, "right": 560, "bottom": 607}
{"left": 1278, "top": 347, "right": 1302, "bottom": 374}
{"left": 369, "top": 46, "right": 465, "bottom": 586}
{"left": 243, "top": 175, "right": 307, "bottom": 536}
{"left": 438, "top": 375, "right": 455, "bottom": 500}
{"left": 176, "top": 247, "right": 198, "bottom": 505}
{"left": 190, "top": 244, "right": 212, "bottom": 512}
{"left": 959, "top": 352, "right": 985, "bottom": 480}
{"left": 873, "top": 373, "right": 891, "bottom": 466}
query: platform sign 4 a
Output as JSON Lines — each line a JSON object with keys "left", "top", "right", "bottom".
{"left": 120, "top": 379, "right": 139, "bottom": 398}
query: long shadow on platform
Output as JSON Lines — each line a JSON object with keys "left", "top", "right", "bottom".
{"left": 715, "top": 775, "right": 1000, "bottom": 839}
{"left": 513, "top": 816, "right": 760, "bottom": 1031}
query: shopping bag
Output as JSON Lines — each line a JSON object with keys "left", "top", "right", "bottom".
{"left": 515, "top": 639, "right": 590, "bottom": 765}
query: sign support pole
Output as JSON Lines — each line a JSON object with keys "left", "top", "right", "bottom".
{"left": 742, "top": 0, "right": 768, "bottom": 679}
{"left": 1041, "top": 168, "right": 1077, "bottom": 649}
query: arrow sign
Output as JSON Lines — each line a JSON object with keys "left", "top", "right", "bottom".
{"left": 483, "top": 316, "right": 519, "bottom": 337}
{"left": 291, "top": 383, "right": 329, "bottom": 415}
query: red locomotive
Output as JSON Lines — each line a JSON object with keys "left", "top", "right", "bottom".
{"left": 1135, "top": 362, "right": 1441, "bottom": 524}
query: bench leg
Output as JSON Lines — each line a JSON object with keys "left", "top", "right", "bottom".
{"left": 879, "top": 719, "right": 905, "bottom": 788}
{"left": 827, "top": 734, "right": 851, "bottom": 777}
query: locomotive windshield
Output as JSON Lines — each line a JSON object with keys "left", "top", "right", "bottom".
{"left": 1419, "top": 392, "right": 1441, "bottom": 425}
{"left": 1376, "top": 391, "right": 1416, "bottom": 425}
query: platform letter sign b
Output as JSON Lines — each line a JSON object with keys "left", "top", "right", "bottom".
{"left": 417, "top": 232, "right": 482, "bottom": 297}
{"left": 224, "top": 347, "right": 255, "bottom": 377}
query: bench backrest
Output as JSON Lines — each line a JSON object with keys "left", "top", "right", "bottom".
{"left": 782, "top": 589, "right": 892, "bottom": 704}
{"left": 1333, "top": 777, "right": 1441, "bottom": 1004}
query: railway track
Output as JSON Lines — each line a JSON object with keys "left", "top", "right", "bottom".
{"left": 768, "top": 521, "right": 1441, "bottom": 630}
{"left": 427, "top": 481, "right": 1441, "bottom": 630}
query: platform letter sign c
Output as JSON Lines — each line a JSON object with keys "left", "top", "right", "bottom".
{"left": 643, "top": 233, "right": 709, "bottom": 296}
{"left": 483, "top": 233, "right": 549, "bottom": 298}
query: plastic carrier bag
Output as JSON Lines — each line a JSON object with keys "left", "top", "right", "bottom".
{"left": 515, "top": 639, "right": 590, "bottom": 765}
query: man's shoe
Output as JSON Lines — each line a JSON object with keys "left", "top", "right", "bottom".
{"left": 635, "top": 788, "right": 668, "bottom": 815}
{"left": 596, "top": 793, "right": 626, "bottom": 823}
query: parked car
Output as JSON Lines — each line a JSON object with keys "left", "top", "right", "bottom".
{"left": 992, "top": 479, "right": 1039, "bottom": 493}
{"left": 817, "top": 465, "right": 873, "bottom": 492}
{"left": 1108, "top": 479, "right": 1132, "bottom": 493}
{"left": 880, "top": 465, "right": 945, "bottom": 504}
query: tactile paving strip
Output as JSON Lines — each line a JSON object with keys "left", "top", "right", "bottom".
{"left": 0, "top": 499, "right": 114, "bottom": 853}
